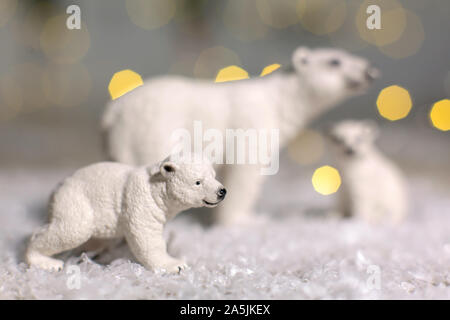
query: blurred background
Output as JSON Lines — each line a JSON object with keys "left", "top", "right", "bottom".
{"left": 0, "top": 0, "right": 449, "bottom": 299}
{"left": 0, "top": 0, "right": 449, "bottom": 183}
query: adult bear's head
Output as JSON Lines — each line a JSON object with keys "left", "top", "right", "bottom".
{"left": 291, "top": 47, "right": 379, "bottom": 102}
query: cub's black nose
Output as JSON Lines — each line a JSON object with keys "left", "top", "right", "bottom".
{"left": 217, "top": 187, "right": 227, "bottom": 199}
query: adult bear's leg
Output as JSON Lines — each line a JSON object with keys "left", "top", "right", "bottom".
{"left": 213, "top": 164, "right": 266, "bottom": 225}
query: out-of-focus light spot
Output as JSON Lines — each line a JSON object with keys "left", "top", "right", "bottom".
{"left": 260, "top": 64, "right": 281, "bottom": 77}
{"left": 10, "top": 63, "right": 48, "bottom": 111}
{"left": 376, "top": 85, "right": 412, "bottom": 121}
{"left": 378, "top": 10, "right": 424, "bottom": 59}
{"left": 42, "top": 63, "right": 91, "bottom": 107}
{"left": 223, "top": 0, "right": 267, "bottom": 41}
{"left": 40, "top": 15, "right": 90, "bottom": 64}
{"left": 356, "top": 0, "right": 406, "bottom": 47}
{"left": 297, "top": 0, "right": 347, "bottom": 35}
{"left": 288, "top": 130, "right": 325, "bottom": 165}
{"left": 312, "top": 165, "right": 341, "bottom": 195}
{"left": 0, "top": 73, "right": 22, "bottom": 122}
{"left": 328, "top": 1, "right": 369, "bottom": 51}
{"left": 215, "top": 66, "right": 249, "bottom": 83}
{"left": 256, "top": 0, "right": 301, "bottom": 29}
{"left": 108, "top": 70, "right": 143, "bottom": 100}
{"left": 17, "top": 3, "right": 45, "bottom": 49}
{"left": 430, "top": 99, "right": 450, "bottom": 131}
{"left": 17, "top": 2, "right": 58, "bottom": 50}
{"left": 194, "top": 46, "right": 241, "bottom": 79}
{"left": 0, "top": 0, "right": 17, "bottom": 27}
{"left": 126, "top": 0, "right": 175, "bottom": 30}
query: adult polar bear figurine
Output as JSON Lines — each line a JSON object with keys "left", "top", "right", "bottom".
{"left": 102, "top": 47, "right": 379, "bottom": 225}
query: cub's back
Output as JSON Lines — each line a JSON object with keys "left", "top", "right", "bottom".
{"left": 60, "top": 162, "right": 133, "bottom": 213}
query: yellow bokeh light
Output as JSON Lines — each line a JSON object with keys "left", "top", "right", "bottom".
{"left": 260, "top": 64, "right": 281, "bottom": 77}
{"left": 376, "top": 85, "right": 412, "bottom": 121}
{"left": 42, "top": 63, "right": 92, "bottom": 107}
{"left": 356, "top": 0, "right": 406, "bottom": 47}
{"left": 108, "top": 70, "right": 143, "bottom": 100}
{"left": 223, "top": 0, "right": 267, "bottom": 42}
{"left": 0, "top": 0, "right": 17, "bottom": 27}
{"left": 126, "top": 0, "right": 176, "bottom": 30}
{"left": 256, "top": 0, "right": 301, "bottom": 29}
{"left": 215, "top": 66, "right": 249, "bottom": 83}
{"left": 288, "top": 130, "right": 325, "bottom": 165}
{"left": 312, "top": 165, "right": 341, "bottom": 195}
{"left": 378, "top": 10, "right": 424, "bottom": 59}
{"left": 430, "top": 99, "right": 450, "bottom": 131}
{"left": 194, "top": 46, "right": 241, "bottom": 79}
{"left": 40, "top": 15, "right": 90, "bottom": 64}
{"left": 297, "top": 0, "right": 347, "bottom": 35}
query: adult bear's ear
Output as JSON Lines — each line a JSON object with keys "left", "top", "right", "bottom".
{"left": 292, "top": 46, "right": 310, "bottom": 70}
{"left": 160, "top": 161, "right": 178, "bottom": 178}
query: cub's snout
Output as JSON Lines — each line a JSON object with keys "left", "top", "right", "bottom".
{"left": 203, "top": 186, "right": 227, "bottom": 207}
{"left": 217, "top": 187, "right": 227, "bottom": 200}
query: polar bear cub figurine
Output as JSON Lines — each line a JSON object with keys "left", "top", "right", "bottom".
{"left": 26, "top": 155, "right": 226, "bottom": 273}
{"left": 328, "top": 120, "right": 408, "bottom": 224}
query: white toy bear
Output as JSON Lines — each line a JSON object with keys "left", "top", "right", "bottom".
{"left": 101, "top": 47, "right": 379, "bottom": 225}
{"left": 327, "top": 120, "right": 408, "bottom": 224}
{"left": 25, "top": 155, "right": 226, "bottom": 273}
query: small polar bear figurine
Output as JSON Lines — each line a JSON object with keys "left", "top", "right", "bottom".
{"left": 101, "top": 47, "right": 379, "bottom": 225}
{"left": 25, "top": 154, "right": 226, "bottom": 273}
{"left": 327, "top": 120, "right": 408, "bottom": 224}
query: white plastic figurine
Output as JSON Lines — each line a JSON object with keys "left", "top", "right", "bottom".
{"left": 26, "top": 155, "right": 226, "bottom": 273}
{"left": 327, "top": 120, "right": 408, "bottom": 224}
{"left": 101, "top": 46, "right": 379, "bottom": 225}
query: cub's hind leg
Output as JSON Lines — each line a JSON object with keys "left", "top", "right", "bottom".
{"left": 26, "top": 192, "right": 95, "bottom": 271}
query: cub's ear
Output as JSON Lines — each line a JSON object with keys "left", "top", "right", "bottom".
{"left": 292, "top": 46, "right": 311, "bottom": 69}
{"left": 160, "top": 161, "right": 178, "bottom": 178}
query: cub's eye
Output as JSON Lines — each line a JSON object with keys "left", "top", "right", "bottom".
{"left": 328, "top": 59, "right": 341, "bottom": 67}
{"left": 195, "top": 181, "right": 201, "bottom": 186}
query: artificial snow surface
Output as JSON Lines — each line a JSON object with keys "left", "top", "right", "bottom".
{"left": 1, "top": 163, "right": 449, "bottom": 300}
{"left": 0, "top": 125, "right": 449, "bottom": 299}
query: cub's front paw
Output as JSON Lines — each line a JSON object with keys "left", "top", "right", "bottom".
{"left": 157, "top": 258, "right": 188, "bottom": 274}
